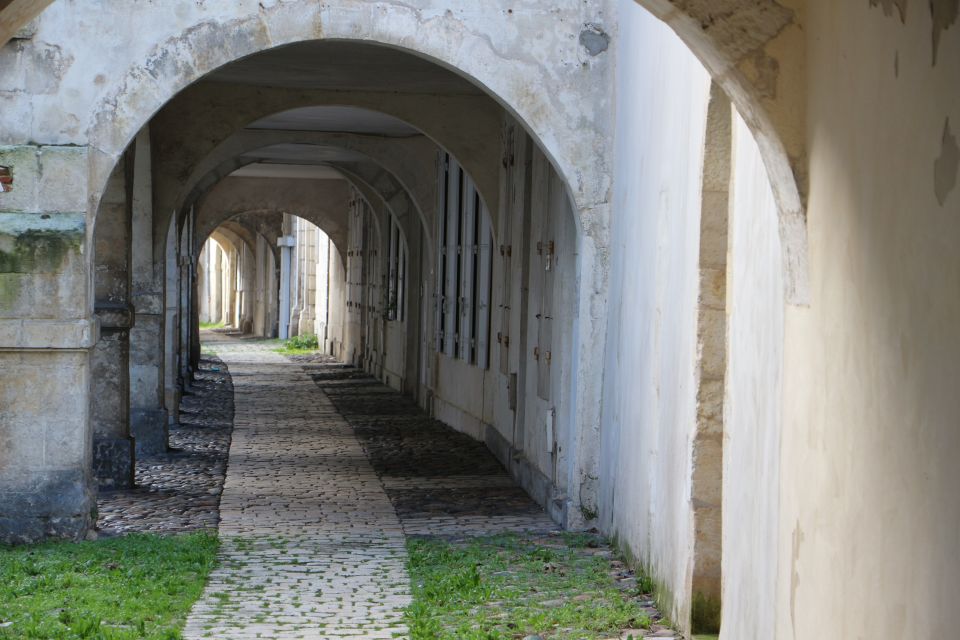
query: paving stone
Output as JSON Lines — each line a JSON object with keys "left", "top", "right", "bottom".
{"left": 108, "top": 333, "right": 656, "bottom": 638}
{"left": 182, "top": 338, "right": 410, "bottom": 639}
{"left": 308, "top": 362, "right": 557, "bottom": 537}
{"left": 96, "top": 357, "right": 233, "bottom": 536}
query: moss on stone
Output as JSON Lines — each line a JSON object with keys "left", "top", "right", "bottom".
{"left": 0, "top": 228, "right": 81, "bottom": 273}
{"left": 0, "top": 213, "right": 85, "bottom": 309}
{"left": 691, "top": 591, "right": 721, "bottom": 634}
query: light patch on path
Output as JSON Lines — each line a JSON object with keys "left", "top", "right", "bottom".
{"left": 183, "top": 341, "right": 409, "bottom": 639}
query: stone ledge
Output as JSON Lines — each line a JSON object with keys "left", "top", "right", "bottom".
{"left": 0, "top": 318, "right": 97, "bottom": 350}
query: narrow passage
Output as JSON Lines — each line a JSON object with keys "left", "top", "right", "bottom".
{"left": 175, "top": 334, "right": 675, "bottom": 640}
{"left": 182, "top": 334, "right": 559, "bottom": 639}
{"left": 183, "top": 338, "right": 410, "bottom": 639}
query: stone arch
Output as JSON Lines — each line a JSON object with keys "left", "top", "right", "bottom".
{"left": 182, "top": 137, "right": 435, "bottom": 263}
{"left": 176, "top": 111, "right": 472, "bottom": 240}
{"left": 634, "top": 0, "right": 808, "bottom": 303}
{"left": 193, "top": 176, "right": 352, "bottom": 261}
{"left": 80, "top": 2, "right": 609, "bottom": 239}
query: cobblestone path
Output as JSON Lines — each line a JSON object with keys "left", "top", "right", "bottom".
{"left": 306, "top": 364, "right": 557, "bottom": 537}
{"left": 97, "top": 356, "right": 233, "bottom": 535}
{"left": 183, "top": 339, "right": 410, "bottom": 639}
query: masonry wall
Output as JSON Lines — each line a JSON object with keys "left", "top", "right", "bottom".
{"left": 597, "top": 1, "right": 710, "bottom": 628}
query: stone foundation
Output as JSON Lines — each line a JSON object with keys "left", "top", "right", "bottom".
{"left": 0, "top": 470, "right": 94, "bottom": 545}
{"left": 131, "top": 408, "right": 168, "bottom": 455}
{"left": 92, "top": 436, "right": 135, "bottom": 489}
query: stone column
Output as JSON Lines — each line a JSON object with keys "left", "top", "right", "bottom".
{"left": 129, "top": 126, "right": 168, "bottom": 455}
{"left": 0, "top": 144, "right": 96, "bottom": 543}
{"left": 240, "top": 242, "right": 255, "bottom": 333}
{"left": 298, "top": 221, "right": 317, "bottom": 337}
{"left": 91, "top": 157, "right": 135, "bottom": 489}
{"left": 278, "top": 234, "right": 295, "bottom": 339}
{"left": 211, "top": 244, "right": 223, "bottom": 324}
{"left": 289, "top": 217, "right": 303, "bottom": 337}
{"left": 315, "top": 229, "right": 330, "bottom": 344}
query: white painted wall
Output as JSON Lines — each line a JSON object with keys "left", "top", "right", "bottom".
{"left": 776, "top": 3, "right": 960, "bottom": 638}
{"left": 720, "top": 114, "right": 785, "bottom": 640}
{"left": 598, "top": 0, "right": 711, "bottom": 627}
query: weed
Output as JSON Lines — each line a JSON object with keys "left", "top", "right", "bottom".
{"left": 0, "top": 532, "right": 218, "bottom": 640}
{"left": 404, "top": 533, "right": 651, "bottom": 640}
{"left": 274, "top": 334, "right": 320, "bottom": 355}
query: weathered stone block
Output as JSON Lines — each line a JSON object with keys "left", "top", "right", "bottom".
{"left": 0, "top": 211, "right": 88, "bottom": 318}
{"left": 0, "top": 469, "right": 94, "bottom": 545}
{"left": 38, "top": 146, "right": 88, "bottom": 213}
{"left": 93, "top": 436, "right": 135, "bottom": 489}
{"left": 0, "top": 146, "right": 39, "bottom": 212}
{"left": 131, "top": 407, "right": 168, "bottom": 455}
{"left": 0, "top": 146, "right": 87, "bottom": 214}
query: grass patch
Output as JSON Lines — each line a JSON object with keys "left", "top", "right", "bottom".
{"left": 273, "top": 334, "right": 320, "bottom": 356}
{"left": 0, "top": 532, "right": 219, "bottom": 639}
{"left": 198, "top": 322, "right": 224, "bottom": 330}
{"left": 405, "top": 532, "right": 652, "bottom": 640}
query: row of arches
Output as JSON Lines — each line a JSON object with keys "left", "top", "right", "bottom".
{"left": 0, "top": 2, "right": 811, "bottom": 639}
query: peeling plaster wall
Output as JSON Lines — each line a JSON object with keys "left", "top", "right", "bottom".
{"left": 598, "top": 1, "right": 711, "bottom": 631}
{"left": 720, "top": 113, "right": 785, "bottom": 640}
{"left": 777, "top": 1, "right": 960, "bottom": 637}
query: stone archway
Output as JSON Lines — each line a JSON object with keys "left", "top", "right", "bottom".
{"left": 634, "top": 0, "right": 808, "bottom": 303}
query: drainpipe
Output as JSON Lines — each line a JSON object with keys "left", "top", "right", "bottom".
{"left": 278, "top": 235, "right": 296, "bottom": 339}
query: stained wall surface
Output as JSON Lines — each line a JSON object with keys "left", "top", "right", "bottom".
{"left": 721, "top": 114, "right": 785, "bottom": 640}
{"left": 599, "top": 0, "right": 711, "bottom": 626}
{"left": 777, "top": 2, "right": 960, "bottom": 638}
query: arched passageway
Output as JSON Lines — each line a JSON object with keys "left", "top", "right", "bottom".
{"left": 4, "top": 2, "right": 958, "bottom": 640}
{"left": 3, "top": 4, "right": 781, "bottom": 638}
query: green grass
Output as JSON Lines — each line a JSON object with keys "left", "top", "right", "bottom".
{"left": 198, "top": 322, "right": 224, "bottom": 330}
{"left": 405, "top": 532, "right": 652, "bottom": 640}
{"left": 273, "top": 333, "right": 320, "bottom": 356}
{"left": 0, "top": 532, "right": 219, "bottom": 639}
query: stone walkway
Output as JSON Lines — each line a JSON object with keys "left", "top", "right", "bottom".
{"left": 307, "top": 363, "right": 557, "bottom": 537}
{"left": 104, "top": 333, "right": 671, "bottom": 638}
{"left": 183, "top": 339, "right": 410, "bottom": 639}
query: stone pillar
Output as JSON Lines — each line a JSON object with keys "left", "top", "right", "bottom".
{"left": 91, "top": 158, "right": 135, "bottom": 489}
{"left": 240, "top": 241, "right": 255, "bottom": 333}
{"left": 278, "top": 234, "right": 295, "bottom": 339}
{"left": 298, "top": 221, "right": 317, "bottom": 337}
{"left": 289, "top": 217, "right": 303, "bottom": 337}
{"left": 164, "top": 212, "right": 181, "bottom": 428}
{"left": 315, "top": 229, "right": 330, "bottom": 343}
{"left": 0, "top": 144, "right": 96, "bottom": 543}
{"left": 211, "top": 244, "right": 223, "bottom": 324}
{"left": 197, "top": 244, "right": 210, "bottom": 324}
{"left": 129, "top": 126, "right": 168, "bottom": 455}
{"left": 689, "top": 85, "right": 732, "bottom": 633}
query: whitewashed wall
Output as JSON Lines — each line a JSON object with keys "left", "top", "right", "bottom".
{"left": 720, "top": 114, "right": 785, "bottom": 639}
{"left": 598, "top": 0, "right": 711, "bottom": 626}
